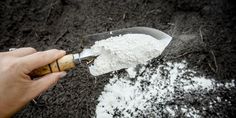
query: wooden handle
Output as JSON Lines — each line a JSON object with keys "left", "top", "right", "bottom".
{"left": 30, "top": 54, "right": 76, "bottom": 77}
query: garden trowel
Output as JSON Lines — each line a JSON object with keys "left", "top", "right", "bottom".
{"left": 30, "top": 27, "right": 172, "bottom": 77}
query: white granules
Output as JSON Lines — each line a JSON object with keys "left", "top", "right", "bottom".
{"left": 95, "top": 61, "right": 235, "bottom": 118}
{"left": 89, "top": 34, "right": 171, "bottom": 76}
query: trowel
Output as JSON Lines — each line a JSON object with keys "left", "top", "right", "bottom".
{"left": 30, "top": 27, "right": 172, "bottom": 77}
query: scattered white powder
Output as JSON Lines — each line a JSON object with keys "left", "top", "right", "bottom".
{"left": 95, "top": 61, "right": 235, "bottom": 118}
{"left": 126, "top": 67, "right": 137, "bottom": 78}
{"left": 89, "top": 34, "right": 171, "bottom": 76}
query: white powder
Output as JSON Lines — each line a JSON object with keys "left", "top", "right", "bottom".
{"left": 95, "top": 61, "right": 235, "bottom": 118}
{"left": 89, "top": 34, "right": 171, "bottom": 76}
{"left": 90, "top": 32, "right": 235, "bottom": 117}
{"left": 126, "top": 67, "right": 137, "bottom": 78}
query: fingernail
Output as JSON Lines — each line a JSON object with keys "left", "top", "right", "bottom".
{"left": 59, "top": 72, "right": 67, "bottom": 78}
{"left": 9, "top": 48, "right": 17, "bottom": 51}
{"left": 60, "top": 50, "right": 66, "bottom": 54}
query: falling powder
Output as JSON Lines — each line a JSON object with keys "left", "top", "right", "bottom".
{"left": 89, "top": 34, "right": 171, "bottom": 76}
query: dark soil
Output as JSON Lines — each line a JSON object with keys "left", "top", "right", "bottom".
{"left": 0, "top": 0, "right": 235, "bottom": 117}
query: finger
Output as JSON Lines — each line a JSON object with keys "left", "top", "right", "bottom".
{"left": 8, "top": 47, "right": 37, "bottom": 57}
{"left": 29, "top": 72, "right": 67, "bottom": 99}
{"left": 20, "top": 49, "right": 66, "bottom": 72}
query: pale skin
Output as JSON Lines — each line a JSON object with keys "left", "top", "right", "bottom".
{"left": 0, "top": 47, "right": 67, "bottom": 118}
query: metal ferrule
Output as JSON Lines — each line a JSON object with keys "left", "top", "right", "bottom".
{"left": 73, "top": 53, "right": 80, "bottom": 64}
{"left": 72, "top": 53, "right": 97, "bottom": 65}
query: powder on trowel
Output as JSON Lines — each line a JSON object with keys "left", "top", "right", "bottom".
{"left": 89, "top": 34, "right": 171, "bottom": 76}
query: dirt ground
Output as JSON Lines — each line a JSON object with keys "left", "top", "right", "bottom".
{"left": 0, "top": 0, "right": 235, "bottom": 117}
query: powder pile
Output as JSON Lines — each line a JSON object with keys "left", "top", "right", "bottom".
{"left": 95, "top": 61, "right": 235, "bottom": 118}
{"left": 89, "top": 34, "right": 171, "bottom": 76}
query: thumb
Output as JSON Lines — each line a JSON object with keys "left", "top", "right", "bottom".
{"left": 30, "top": 72, "right": 67, "bottom": 98}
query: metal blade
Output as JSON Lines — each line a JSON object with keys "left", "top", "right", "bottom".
{"left": 73, "top": 49, "right": 97, "bottom": 64}
{"left": 79, "top": 27, "right": 172, "bottom": 76}
{"left": 81, "top": 27, "right": 172, "bottom": 47}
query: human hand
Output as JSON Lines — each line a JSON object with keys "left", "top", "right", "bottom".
{"left": 0, "top": 47, "right": 67, "bottom": 118}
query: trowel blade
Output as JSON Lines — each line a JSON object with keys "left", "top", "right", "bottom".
{"left": 81, "top": 27, "right": 172, "bottom": 76}
{"left": 82, "top": 27, "right": 172, "bottom": 47}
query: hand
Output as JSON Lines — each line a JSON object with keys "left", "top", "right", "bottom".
{"left": 0, "top": 47, "right": 67, "bottom": 118}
